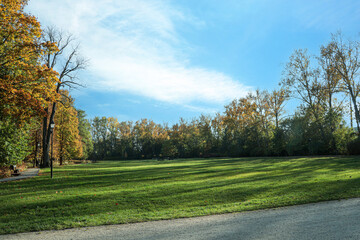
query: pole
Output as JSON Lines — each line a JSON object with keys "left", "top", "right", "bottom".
{"left": 51, "top": 129, "right": 54, "bottom": 179}
{"left": 34, "top": 141, "right": 38, "bottom": 168}
{"left": 349, "top": 95, "right": 353, "bottom": 129}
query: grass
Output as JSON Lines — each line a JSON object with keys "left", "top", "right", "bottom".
{"left": 0, "top": 156, "right": 360, "bottom": 234}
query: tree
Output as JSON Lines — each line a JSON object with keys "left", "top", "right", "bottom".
{"left": 0, "top": 119, "right": 33, "bottom": 166}
{"left": 325, "top": 33, "right": 360, "bottom": 133}
{"left": 210, "top": 113, "right": 225, "bottom": 155}
{"left": 319, "top": 43, "right": 342, "bottom": 113}
{"left": 117, "top": 121, "right": 134, "bottom": 159}
{"left": 282, "top": 49, "right": 327, "bottom": 140}
{"left": 0, "top": 0, "right": 58, "bottom": 123}
{"left": 77, "top": 109, "right": 93, "bottom": 159}
{"left": 0, "top": 0, "right": 60, "bottom": 168}
{"left": 55, "top": 90, "right": 82, "bottom": 165}
{"left": 268, "top": 89, "right": 288, "bottom": 129}
{"left": 317, "top": 44, "right": 346, "bottom": 151}
{"left": 282, "top": 50, "right": 324, "bottom": 115}
{"left": 41, "top": 27, "right": 87, "bottom": 167}
{"left": 197, "top": 114, "right": 215, "bottom": 156}
{"left": 251, "top": 89, "right": 274, "bottom": 155}
{"left": 91, "top": 117, "right": 109, "bottom": 160}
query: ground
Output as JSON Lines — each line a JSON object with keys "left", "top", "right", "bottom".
{"left": 2, "top": 198, "right": 360, "bottom": 240}
{"left": 0, "top": 156, "right": 359, "bottom": 234}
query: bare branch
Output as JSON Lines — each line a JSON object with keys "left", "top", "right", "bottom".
{"left": 42, "top": 26, "right": 88, "bottom": 91}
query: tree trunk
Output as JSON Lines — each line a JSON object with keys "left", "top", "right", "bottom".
{"left": 41, "top": 83, "right": 61, "bottom": 168}
{"left": 60, "top": 132, "right": 64, "bottom": 165}
{"left": 34, "top": 136, "right": 39, "bottom": 168}
{"left": 348, "top": 88, "right": 360, "bottom": 133}
{"left": 42, "top": 109, "right": 49, "bottom": 167}
{"left": 42, "top": 103, "right": 57, "bottom": 168}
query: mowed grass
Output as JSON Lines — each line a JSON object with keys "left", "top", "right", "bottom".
{"left": 1, "top": 156, "right": 360, "bottom": 234}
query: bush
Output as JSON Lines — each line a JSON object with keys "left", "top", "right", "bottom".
{"left": 348, "top": 137, "right": 360, "bottom": 155}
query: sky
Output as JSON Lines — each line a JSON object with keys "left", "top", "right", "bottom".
{"left": 26, "top": 0, "right": 360, "bottom": 124}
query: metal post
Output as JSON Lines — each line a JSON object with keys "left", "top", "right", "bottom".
{"left": 51, "top": 129, "right": 54, "bottom": 179}
{"left": 34, "top": 142, "right": 38, "bottom": 168}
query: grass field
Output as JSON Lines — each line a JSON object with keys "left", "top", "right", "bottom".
{"left": 1, "top": 156, "right": 360, "bottom": 234}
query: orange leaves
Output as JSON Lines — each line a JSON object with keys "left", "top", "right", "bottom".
{"left": 0, "top": 0, "right": 60, "bottom": 123}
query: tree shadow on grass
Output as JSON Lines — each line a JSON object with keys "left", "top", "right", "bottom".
{"left": 1, "top": 156, "right": 358, "bottom": 195}
{"left": 0, "top": 156, "right": 359, "bottom": 234}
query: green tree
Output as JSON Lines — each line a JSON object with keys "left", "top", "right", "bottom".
{"left": 77, "top": 109, "right": 93, "bottom": 159}
{"left": 0, "top": 119, "right": 33, "bottom": 166}
{"left": 325, "top": 33, "right": 360, "bottom": 133}
{"left": 91, "top": 117, "right": 109, "bottom": 160}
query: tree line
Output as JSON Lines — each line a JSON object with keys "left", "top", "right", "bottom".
{"left": 90, "top": 33, "right": 360, "bottom": 160}
{"left": 0, "top": 0, "right": 92, "bottom": 169}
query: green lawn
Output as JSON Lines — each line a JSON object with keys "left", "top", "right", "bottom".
{"left": 1, "top": 156, "right": 360, "bottom": 234}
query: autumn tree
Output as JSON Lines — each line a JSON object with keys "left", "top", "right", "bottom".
{"left": 266, "top": 89, "right": 288, "bottom": 155}
{"left": 161, "top": 127, "right": 178, "bottom": 158}
{"left": 0, "top": 0, "right": 59, "bottom": 167}
{"left": 133, "top": 119, "right": 167, "bottom": 158}
{"left": 55, "top": 90, "right": 82, "bottom": 165}
{"left": 151, "top": 122, "right": 168, "bottom": 157}
{"left": 223, "top": 96, "right": 252, "bottom": 156}
{"left": 41, "top": 27, "right": 87, "bottom": 167}
{"left": 117, "top": 121, "right": 134, "bottom": 159}
{"left": 168, "top": 118, "right": 203, "bottom": 158}
{"left": 169, "top": 119, "right": 188, "bottom": 157}
{"left": 0, "top": 0, "right": 58, "bottom": 122}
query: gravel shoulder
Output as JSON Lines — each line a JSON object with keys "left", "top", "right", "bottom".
{"left": 2, "top": 198, "right": 360, "bottom": 240}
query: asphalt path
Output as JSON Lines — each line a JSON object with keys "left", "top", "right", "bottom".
{"left": 0, "top": 168, "right": 39, "bottom": 182}
{"left": 2, "top": 198, "right": 359, "bottom": 240}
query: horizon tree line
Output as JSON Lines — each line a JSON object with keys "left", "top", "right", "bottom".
{"left": 90, "top": 32, "right": 360, "bottom": 160}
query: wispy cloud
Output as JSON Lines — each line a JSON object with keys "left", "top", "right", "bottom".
{"left": 290, "top": 0, "right": 360, "bottom": 30}
{"left": 26, "top": 0, "right": 250, "bottom": 108}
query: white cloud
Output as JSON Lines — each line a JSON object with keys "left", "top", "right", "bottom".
{"left": 26, "top": 0, "right": 251, "bottom": 107}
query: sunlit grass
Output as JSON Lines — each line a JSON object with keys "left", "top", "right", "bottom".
{"left": 0, "top": 156, "right": 359, "bottom": 234}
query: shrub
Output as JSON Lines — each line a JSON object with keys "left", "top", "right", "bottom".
{"left": 348, "top": 137, "right": 360, "bottom": 155}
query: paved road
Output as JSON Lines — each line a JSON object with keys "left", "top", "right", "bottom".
{"left": 0, "top": 168, "right": 39, "bottom": 182}
{"left": 2, "top": 198, "right": 359, "bottom": 240}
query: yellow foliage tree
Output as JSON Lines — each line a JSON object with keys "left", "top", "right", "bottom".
{"left": 55, "top": 90, "right": 82, "bottom": 165}
{"left": 0, "top": 0, "right": 59, "bottom": 122}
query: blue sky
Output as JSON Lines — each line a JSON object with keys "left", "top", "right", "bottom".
{"left": 26, "top": 0, "right": 360, "bottom": 124}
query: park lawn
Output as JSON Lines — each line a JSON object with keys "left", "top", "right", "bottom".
{"left": 0, "top": 156, "right": 360, "bottom": 234}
